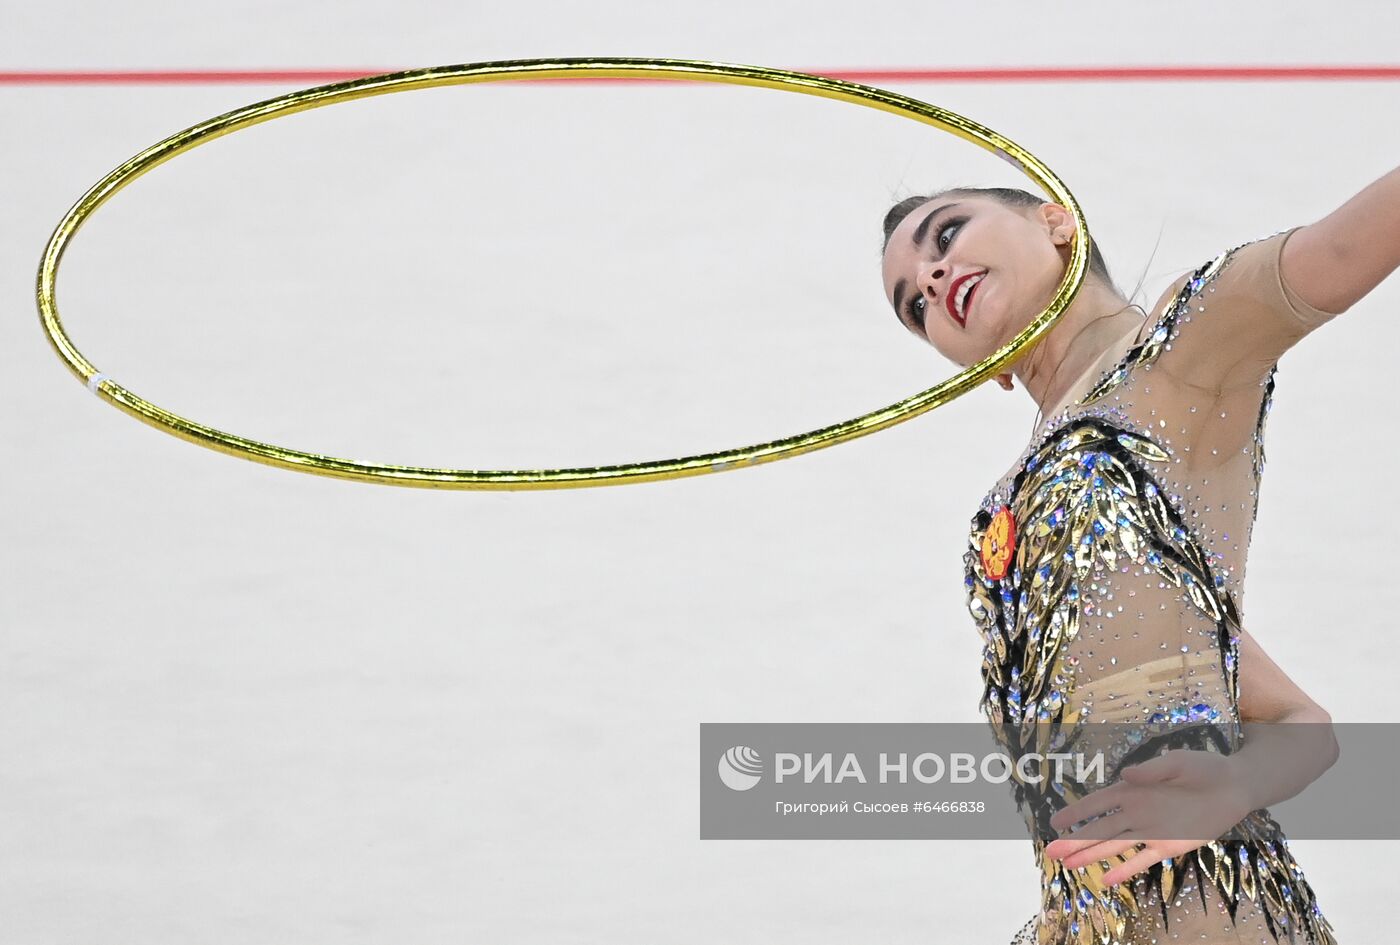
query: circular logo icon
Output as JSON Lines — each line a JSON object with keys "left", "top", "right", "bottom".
{"left": 718, "top": 746, "right": 764, "bottom": 791}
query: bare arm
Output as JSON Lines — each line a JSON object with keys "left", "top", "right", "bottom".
{"left": 1214, "top": 165, "right": 1400, "bottom": 803}
{"left": 1223, "top": 628, "right": 1340, "bottom": 812}
{"left": 1280, "top": 162, "right": 1400, "bottom": 316}
{"left": 1043, "top": 628, "right": 1340, "bottom": 877}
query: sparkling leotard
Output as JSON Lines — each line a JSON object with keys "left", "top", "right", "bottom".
{"left": 961, "top": 227, "right": 1344, "bottom": 945}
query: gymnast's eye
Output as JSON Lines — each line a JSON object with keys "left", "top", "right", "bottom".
{"left": 912, "top": 295, "right": 927, "bottom": 327}
{"left": 937, "top": 217, "right": 963, "bottom": 251}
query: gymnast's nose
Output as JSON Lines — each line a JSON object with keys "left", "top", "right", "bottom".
{"left": 916, "top": 263, "right": 947, "bottom": 315}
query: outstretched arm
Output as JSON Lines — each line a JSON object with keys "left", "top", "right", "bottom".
{"left": 1143, "top": 164, "right": 1397, "bottom": 391}
{"left": 1280, "top": 162, "right": 1400, "bottom": 317}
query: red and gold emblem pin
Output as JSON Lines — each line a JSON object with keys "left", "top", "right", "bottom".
{"left": 981, "top": 505, "right": 1017, "bottom": 581}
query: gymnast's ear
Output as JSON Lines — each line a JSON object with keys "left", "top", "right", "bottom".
{"left": 1038, "top": 202, "right": 1074, "bottom": 240}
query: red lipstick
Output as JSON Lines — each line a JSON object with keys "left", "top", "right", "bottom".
{"left": 946, "top": 270, "right": 987, "bottom": 327}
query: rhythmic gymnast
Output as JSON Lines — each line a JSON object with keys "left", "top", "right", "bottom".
{"left": 879, "top": 170, "right": 1400, "bottom": 944}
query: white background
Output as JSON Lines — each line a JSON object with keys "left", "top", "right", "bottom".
{"left": 2, "top": 2, "right": 1396, "bottom": 942}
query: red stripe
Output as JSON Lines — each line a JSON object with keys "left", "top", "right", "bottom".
{"left": 0, "top": 70, "right": 391, "bottom": 84}
{"left": 2, "top": 65, "right": 1399, "bottom": 85}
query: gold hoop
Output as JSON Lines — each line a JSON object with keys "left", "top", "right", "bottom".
{"left": 36, "top": 57, "right": 1092, "bottom": 490}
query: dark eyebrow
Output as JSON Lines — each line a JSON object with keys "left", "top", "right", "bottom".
{"left": 891, "top": 202, "right": 962, "bottom": 328}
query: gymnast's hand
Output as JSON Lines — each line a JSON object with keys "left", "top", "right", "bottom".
{"left": 1041, "top": 748, "right": 1252, "bottom": 886}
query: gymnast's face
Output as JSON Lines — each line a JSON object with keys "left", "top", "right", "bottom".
{"left": 880, "top": 195, "right": 1073, "bottom": 368}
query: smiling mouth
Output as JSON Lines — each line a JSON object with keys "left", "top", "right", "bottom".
{"left": 953, "top": 278, "right": 983, "bottom": 328}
